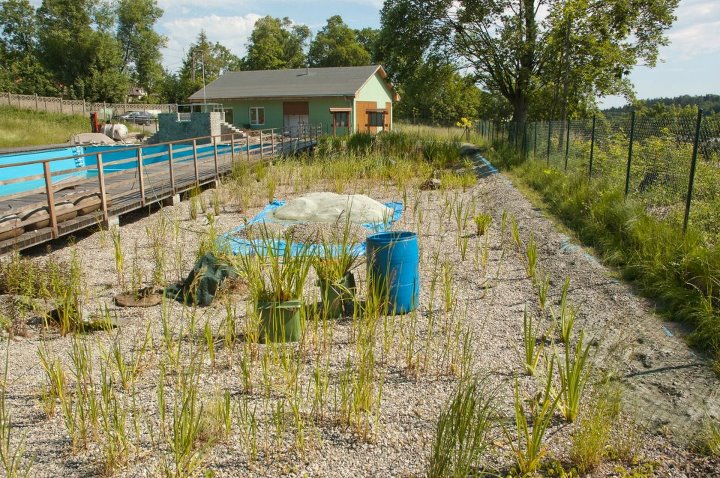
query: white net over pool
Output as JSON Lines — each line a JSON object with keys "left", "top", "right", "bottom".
{"left": 268, "top": 192, "right": 393, "bottom": 224}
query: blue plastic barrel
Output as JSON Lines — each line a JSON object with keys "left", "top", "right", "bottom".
{"left": 366, "top": 231, "right": 420, "bottom": 314}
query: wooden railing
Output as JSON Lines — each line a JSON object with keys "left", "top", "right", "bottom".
{"left": 0, "top": 123, "right": 323, "bottom": 251}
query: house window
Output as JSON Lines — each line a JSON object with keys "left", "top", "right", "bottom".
{"left": 334, "top": 111, "right": 349, "bottom": 127}
{"left": 250, "top": 106, "right": 265, "bottom": 125}
{"left": 367, "top": 111, "right": 386, "bottom": 127}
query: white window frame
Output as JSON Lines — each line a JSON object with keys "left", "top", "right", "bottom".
{"left": 249, "top": 106, "right": 265, "bottom": 126}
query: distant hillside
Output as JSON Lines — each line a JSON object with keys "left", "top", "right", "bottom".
{"left": 603, "top": 94, "right": 720, "bottom": 115}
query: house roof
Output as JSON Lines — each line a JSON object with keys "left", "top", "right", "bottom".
{"left": 188, "top": 65, "right": 399, "bottom": 102}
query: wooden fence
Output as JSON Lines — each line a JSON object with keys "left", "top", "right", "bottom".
{"left": 0, "top": 92, "right": 177, "bottom": 119}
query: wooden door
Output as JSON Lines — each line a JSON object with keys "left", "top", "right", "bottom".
{"left": 355, "top": 101, "right": 377, "bottom": 133}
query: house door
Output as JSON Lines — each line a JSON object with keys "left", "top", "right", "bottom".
{"left": 223, "top": 108, "right": 234, "bottom": 125}
{"left": 283, "top": 102, "right": 309, "bottom": 137}
{"left": 284, "top": 115, "right": 309, "bottom": 137}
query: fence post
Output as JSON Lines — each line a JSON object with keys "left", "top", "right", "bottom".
{"left": 564, "top": 119, "right": 571, "bottom": 170}
{"left": 60, "top": 97, "right": 63, "bottom": 113}
{"left": 533, "top": 122, "right": 538, "bottom": 159}
{"left": 137, "top": 148, "right": 146, "bottom": 206}
{"left": 168, "top": 144, "right": 175, "bottom": 193}
{"left": 97, "top": 153, "right": 109, "bottom": 225}
{"left": 588, "top": 114, "right": 596, "bottom": 178}
{"left": 34, "top": 94, "right": 38, "bottom": 110}
{"left": 546, "top": 121, "right": 552, "bottom": 166}
{"left": 231, "top": 135, "right": 235, "bottom": 165}
{"left": 271, "top": 129, "right": 275, "bottom": 157}
{"left": 683, "top": 108, "right": 703, "bottom": 233}
{"left": 246, "top": 135, "right": 250, "bottom": 161}
{"left": 260, "top": 131, "right": 264, "bottom": 160}
{"left": 192, "top": 139, "right": 200, "bottom": 186}
{"left": 624, "top": 110, "right": 636, "bottom": 198}
{"left": 213, "top": 138, "right": 219, "bottom": 179}
{"left": 43, "top": 161, "right": 59, "bottom": 239}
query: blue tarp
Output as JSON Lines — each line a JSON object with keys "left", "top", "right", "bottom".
{"left": 220, "top": 200, "right": 403, "bottom": 256}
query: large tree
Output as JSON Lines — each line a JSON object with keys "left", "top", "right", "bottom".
{"left": 309, "top": 15, "right": 372, "bottom": 67}
{"left": 36, "top": 0, "right": 130, "bottom": 101}
{"left": 117, "top": 0, "right": 166, "bottom": 95}
{"left": 379, "top": 0, "right": 679, "bottom": 123}
{"left": 244, "top": 16, "right": 310, "bottom": 70}
{"left": 0, "top": 0, "right": 58, "bottom": 95}
{"left": 395, "top": 62, "right": 482, "bottom": 125}
{"left": 355, "top": 27, "right": 380, "bottom": 63}
{"left": 178, "top": 31, "right": 241, "bottom": 101}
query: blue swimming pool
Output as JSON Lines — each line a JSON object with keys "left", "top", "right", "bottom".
{"left": 0, "top": 141, "right": 242, "bottom": 197}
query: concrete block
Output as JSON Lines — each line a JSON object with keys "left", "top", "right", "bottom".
{"left": 103, "top": 215, "right": 120, "bottom": 229}
{"left": 162, "top": 194, "right": 181, "bottom": 207}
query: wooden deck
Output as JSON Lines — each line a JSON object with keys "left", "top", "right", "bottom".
{"left": 0, "top": 131, "right": 317, "bottom": 254}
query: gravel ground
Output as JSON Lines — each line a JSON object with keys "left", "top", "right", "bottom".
{"left": 1, "top": 170, "right": 719, "bottom": 477}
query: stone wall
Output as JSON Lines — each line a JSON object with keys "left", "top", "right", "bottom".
{"left": 150, "top": 112, "right": 222, "bottom": 144}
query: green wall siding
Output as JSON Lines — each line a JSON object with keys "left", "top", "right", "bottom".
{"left": 224, "top": 96, "right": 353, "bottom": 134}
{"left": 224, "top": 100, "right": 284, "bottom": 130}
{"left": 221, "top": 71, "right": 393, "bottom": 134}
{"left": 356, "top": 72, "right": 393, "bottom": 105}
{"left": 355, "top": 72, "right": 394, "bottom": 131}
{"left": 308, "top": 97, "right": 353, "bottom": 135}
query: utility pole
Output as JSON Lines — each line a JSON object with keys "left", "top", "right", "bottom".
{"left": 202, "top": 51, "right": 207, "bottom": 104}
{"left": 191, "top": 52, "right": 196, "bottom": 83}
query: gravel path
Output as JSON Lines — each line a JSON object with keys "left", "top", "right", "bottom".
{"left": 0, "top": 170, "right": 718, "bottom": 477}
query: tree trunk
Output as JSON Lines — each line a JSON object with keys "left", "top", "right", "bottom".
{"left": 510, "top": 94, "right": 529, "bottom": 145}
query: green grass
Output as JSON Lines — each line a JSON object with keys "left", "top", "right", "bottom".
{"left": 426, "top": 378, "right": 494, "bottom": 478}
{"left": 487, "top": 147, "right": 720, "bottom": 362}
{"left": 0, "top": 106, "right": 91, "bottom": 148}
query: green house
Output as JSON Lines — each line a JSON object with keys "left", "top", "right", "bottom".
{"left": 188, "top": 65, "right": 399, "bottom": 136}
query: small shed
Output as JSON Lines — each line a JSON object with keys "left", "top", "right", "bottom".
{"left": 188, "top": 65, "right": 400, "bottom": 135}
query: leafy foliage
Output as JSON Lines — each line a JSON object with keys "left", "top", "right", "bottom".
{"left": 243, "top": 16, "right": 310, "bottom": 70}
{"left": 379, "top": 0, "right": 679, "bottom": 122}
{"left": 309, "top": 15, "right": 372, "bottom": 67}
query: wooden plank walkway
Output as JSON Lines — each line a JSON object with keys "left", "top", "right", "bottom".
{"left": 0, "top": 135, "right": 316, "bottom": 254}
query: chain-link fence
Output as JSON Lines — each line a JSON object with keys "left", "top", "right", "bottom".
{"left": 478, "top": 111, "right": 720, "bottom": 239}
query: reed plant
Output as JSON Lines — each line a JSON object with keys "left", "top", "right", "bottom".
{"left": 505, "top": 363, "right": 559, "bottom": 475}
{"left": 426, "top": 378, "right": 494, "bottom": 478}
{"left": 570, "top": 380, "right": 622, "bottom": 472}
{"left": 557, "top": 331, "right": 592, "bottom": 422}
{"left": 164, "top": 357, "right": 212, "bottom": 478}
{"left": 522, "top": 307, "right": 544, "bottom": 376}
{"left": 558, "top": 278, "right": 575, "bottom": 344}
{"left": 537, "top": 273, "right": 550, "bottom": 311}
{"left": 473, "top": 213, "right": 492, "bottom": 236}
{"left": 525, "top": 234, "right": 538, "bottom": 280}
{"left": 110, "top": 227, "right": 125, "bottom": 289}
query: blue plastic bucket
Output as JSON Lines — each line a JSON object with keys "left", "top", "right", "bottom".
{"left": 366, "top": 231, "right": 420, "bottom": 314}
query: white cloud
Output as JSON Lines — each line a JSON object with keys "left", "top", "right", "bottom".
{"left": 160, "top": 13, "right": 262, "bottom": 70}
{"left": 674, "top": 0, "right": 720, "bottom": 23}
{"left": 667, "top": 20, "right": 720, "bottom": 59}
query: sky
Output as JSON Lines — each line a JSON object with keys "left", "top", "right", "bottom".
{"left": 28, "top": 0, "right": 720, "bottom": 107}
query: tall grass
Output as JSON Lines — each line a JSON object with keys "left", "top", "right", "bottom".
{"left": 426, "top": 378, "right": 494, "bottom": 478}
{"left": 0, "top": 106, "right": 90, "bottom": 148}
